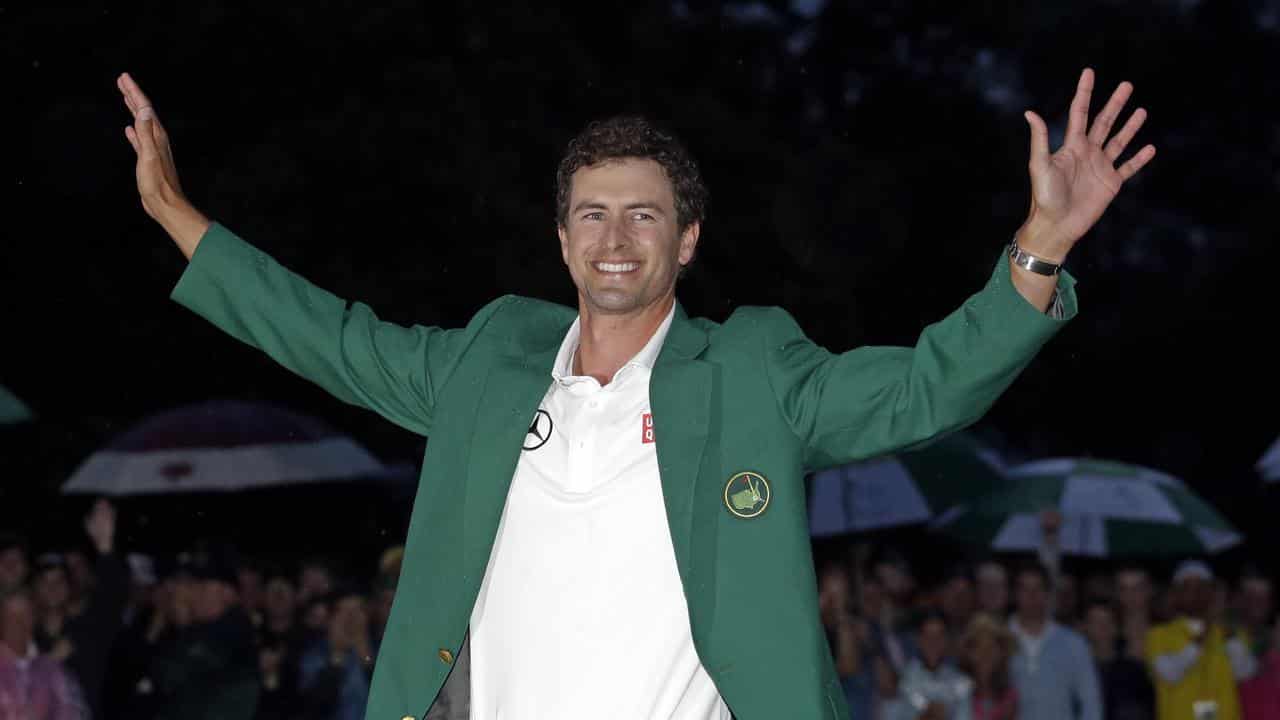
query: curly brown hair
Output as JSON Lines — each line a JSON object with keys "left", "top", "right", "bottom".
{"left": 555, "top": 116, "right": 708, "bottom": 232}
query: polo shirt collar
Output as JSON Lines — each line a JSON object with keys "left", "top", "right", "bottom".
{"left": 552, "top": 302, "right": 676, "bottom": 386}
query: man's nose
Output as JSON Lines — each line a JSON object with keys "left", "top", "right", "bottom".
{"left": 602, "top": 217, "right": 631, "bottom": 250}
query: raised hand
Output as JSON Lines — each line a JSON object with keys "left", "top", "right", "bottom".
{"left": 117, "top": 72, "right": 210, "bottom": 258}
{"left": 1020, "top": 68, "right": 1156, "bottom": 260}
{"left": 84, "top": 497, "right": 116, "bottom": 555}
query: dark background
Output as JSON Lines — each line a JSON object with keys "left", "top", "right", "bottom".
{"left": 5, "top": 1, "right": 1278, "bottom": 575}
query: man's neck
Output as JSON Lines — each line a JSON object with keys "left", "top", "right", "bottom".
{"left": 574, "top": 295, "right": 674, "bottom": 385}
{"left": 1091, "top": 638, "right": 1116, "bottom": 662}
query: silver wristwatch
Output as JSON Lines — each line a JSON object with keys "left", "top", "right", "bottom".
{"left": 1008, "top": 240, "right": 1062, "bottom": 276}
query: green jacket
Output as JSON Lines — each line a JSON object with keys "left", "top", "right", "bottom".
{"left": 171, "top": 223, "right": 1077, "bottom": 719}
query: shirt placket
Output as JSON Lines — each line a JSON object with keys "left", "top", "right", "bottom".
{"left": 567, "top": 387, "right": 604, "bottom": 494}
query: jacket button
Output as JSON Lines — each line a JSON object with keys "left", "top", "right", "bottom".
{"left": 438, "top": 648, "right": 454, "bottom": 664}
{"left": 401, "top": 716, "right": 416, "bottom": 720}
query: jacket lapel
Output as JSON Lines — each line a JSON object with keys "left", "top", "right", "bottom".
{"left": 461, "top": 341, "right": 562, "bottom": 586}
{"left": 650, "top": 303, "right": 720, "bottom": 645}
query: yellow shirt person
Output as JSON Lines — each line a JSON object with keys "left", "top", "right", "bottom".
{"left": 1145, "top": 562, "right": 1256, "bottom": 720}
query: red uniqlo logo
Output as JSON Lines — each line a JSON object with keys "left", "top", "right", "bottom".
{"left": 641, "top": 413, "right": 655, "bottom": 444}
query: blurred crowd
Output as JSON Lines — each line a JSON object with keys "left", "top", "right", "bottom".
{"left": 0, "top": 500, "right": 402, "bottom": 720}
{"left": 817, "top": 519, "right": 1280, "bottom": 719}
{"left": 3, "top": 501, "right": 1279, "bottom": 720}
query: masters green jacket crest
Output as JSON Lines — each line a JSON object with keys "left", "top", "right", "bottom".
{"left": 171, "top": 223, "right": 1077, "bottom": 719}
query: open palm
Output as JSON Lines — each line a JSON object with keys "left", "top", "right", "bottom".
{"left": 1024, "top": 68, "right": 1156, "bottom": 250}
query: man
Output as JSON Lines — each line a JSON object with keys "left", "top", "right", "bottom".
{"left": 1145, "top": 561, "right": 1253, "bottom": 720}
{"left": 884, "top": 613, "right": 972, "bottom": 720}
{"left": 299, "top": 585, "right": 377, "bottom": 720}
{"left": 150, "top": 550, "right": 259, "bottom": 720}
{"left": 32, "top": 499, "right": 128, "bottom": 720}
{"left": 1008, "top": 563, "right": 1102, "bottom": 720}
{"left": 1082, "top": 598, "right": 1154, "bottom": 720}
{"left": 939, "top": 565, "right": 977, "bottom": 643}
{"left": 0, "top": 586, "right": 85, "bottom": 720}
{"left": 977, "top": 560, "right": 1011, "bottom": 618}
{"left": 1117, "top": 565, "right": 1155, "bottom": 660}
{"left": 0, "top": 534, "right": 28, "bottom": 594}
{"left": 116, "top": 66, "right": 1154, "bottom": 718}
{"left": 1235, "top": 566, "right": 1273, "bottom": 662}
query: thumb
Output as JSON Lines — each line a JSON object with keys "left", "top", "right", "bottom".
{"left": 1024, "top": 110, "right": 1051, "bottom": 169}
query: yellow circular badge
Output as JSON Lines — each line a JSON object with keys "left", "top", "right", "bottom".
{"left": 724, "top": 471, "right": 770, "bottom": 519}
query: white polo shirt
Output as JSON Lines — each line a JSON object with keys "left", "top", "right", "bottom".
{"left": 468, "top": 304, "right": 730, "bottom": 719}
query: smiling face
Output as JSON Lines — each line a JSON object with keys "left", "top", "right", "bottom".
{"left": 558, "top": 158, "right": 699, "bottom": 317}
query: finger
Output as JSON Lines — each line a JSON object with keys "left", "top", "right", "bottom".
{"left": 135, "top": 113, "right": 160, "bottom": 160}
{"left": 1024, "top": 110, "right": 1051, "bottom": 168}
{"left": 1117, "top": 144, "right": 1156, "bottom": 182}
{"left": 124, "top": 126, "right": 140, "bottom": 153}
{"left": 120, "top": 73, "right": 154, "bottom": 120}
{"left": 1104, "top": 107, "right": 1147, "bottom": 162}
{"left": 1087, "top": 80, "right": 1133, "bottom": 147}
{"left": 117, "top": 74, "right": 136, "bottom": 115}
{"left": 1065, "top": 67, "right": 1095, "bottom": 140}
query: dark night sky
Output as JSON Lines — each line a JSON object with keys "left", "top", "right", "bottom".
{"left": 6, "top": 1, "right": 1278, "bottom": 565}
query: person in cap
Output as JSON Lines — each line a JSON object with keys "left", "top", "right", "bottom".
{"left": 1145, "top": 560, "right": 1254, "bottom": 720}
{"left": 150, "top": 548, "right": 258, "bottom": 720}
{"left": 116, "top": 62, "right": 1156, "bottom": 718}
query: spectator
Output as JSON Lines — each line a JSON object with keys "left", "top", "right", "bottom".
{"left": 874, "top": 549, "right": 917, "bottom": 632}
{"left": 0, "top": 585, "right": 86, "bottom": 720}
{"left": 238, "top": 562, "right": 265, "bottom": 627}
{"left": 1146, "top": 561, "right": 1251, "bottom": 720}
{"left": 939, "top": 565, "right": 977, "bottom": 644}
{"left": 1056, "top": 572, "right": 1081, "bottom": 626}
{"left": 1235, "top": 568, "right": 1273, "bottom": 661}
{"left": 0, "top": 534, "right": 27, "bottom": 594}
{"left": 32, "top": 499, "right": 129, "bottom": 720}
{"left": 298, "top": 586, "right": 374, "bottom": 720}
{"left": 885, "top": 612, "right": 971, "bottom": 720}
{"left": 976, "top": 561, "right": 1010, "bottom": 619}
{"left": 151, "top": 548, "right": 259, "bottom": 720}
{"left": 1009, "top": 562, "right": 1101, "bottom": 720}
{"left": 1082, "top": 598, "right": 1154, "bottom": 720}
{"left": 255, "top": 570, "right": 304, "bottom": 720}
{"left": 958, "top": 613, "right": 1017, "bottom": 720}
{"left": 1117, "top": 566, "right": 1155, "bottom": 661}
{"left": 297, "top": 558, "right": 334, "bottom": 607}
{"left": 1239, "top": 617, "right": 1280, "bottom": 720}
{"left": 819, "top": 559, "right": 872, "bottom": 718}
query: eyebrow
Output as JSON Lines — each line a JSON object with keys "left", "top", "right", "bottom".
{"left": 570, "top": 200, "right": 667, "bottom": 215}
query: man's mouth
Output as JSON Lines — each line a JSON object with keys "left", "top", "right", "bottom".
{"left": 592, "top": 261, "right": 640, "bottom": 273}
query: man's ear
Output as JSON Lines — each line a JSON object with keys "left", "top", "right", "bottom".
{"left": 558, "top": 222, "right": 570, "bottom": 266}
{"left": 678, "top": 221, "right": 701, "bottom": 266}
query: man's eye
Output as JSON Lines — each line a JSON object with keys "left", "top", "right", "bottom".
{"left": 583, "top": 212, "right": 604, "bottom": 221}
{"left": 632, "top": 212, "right": 654, "bottom": 222}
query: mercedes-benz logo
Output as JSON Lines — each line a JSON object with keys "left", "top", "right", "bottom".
{"left": 523, "top": 409, "right": 553, "bottom": 451}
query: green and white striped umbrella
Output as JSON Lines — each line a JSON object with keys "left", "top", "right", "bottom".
{"left": 932, "top": 458, "right": 1241, "bottom": 557}
{"left": 808, "top": 433, "right": 1010, "bottom": 536}
{"left": 0, "top": 384, "right": 32, "bottom": 425}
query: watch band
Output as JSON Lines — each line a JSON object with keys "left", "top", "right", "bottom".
{"left": 1008, "top": 240, "right": 1062, "bottom": 276}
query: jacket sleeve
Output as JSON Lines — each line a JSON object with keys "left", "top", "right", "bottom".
{"left": 762, "top": 250, "right": 1077, "bottom": 471}
{"left": 170, "top": 223, "right": 507, "bottom": 436}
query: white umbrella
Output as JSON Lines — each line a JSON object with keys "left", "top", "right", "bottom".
{"left": 63, "top": 399, "right": 386, "bottom": 495}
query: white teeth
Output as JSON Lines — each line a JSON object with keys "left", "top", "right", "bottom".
{"left": 595, "top": 262, "right": 639, "bottom": 273}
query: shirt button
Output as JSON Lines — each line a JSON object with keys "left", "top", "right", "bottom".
{"left": 438, "top": 648, "right": 454, "bottom": 664}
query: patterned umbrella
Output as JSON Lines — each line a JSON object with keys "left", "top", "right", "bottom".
{"left": 932, "top": 458, "right": 1241, "bottom": 557}
{"left": 63, "top": 399, "right": 387, "bottom": 495}
{"left": 0, "top": 384, "right": 32, "bottom": 425}
{"left": 808, "top": 432, "right": 1010, "bottom": 536}
{"left": 1258, "top": 437, "right": 1280, "bottom": 482}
